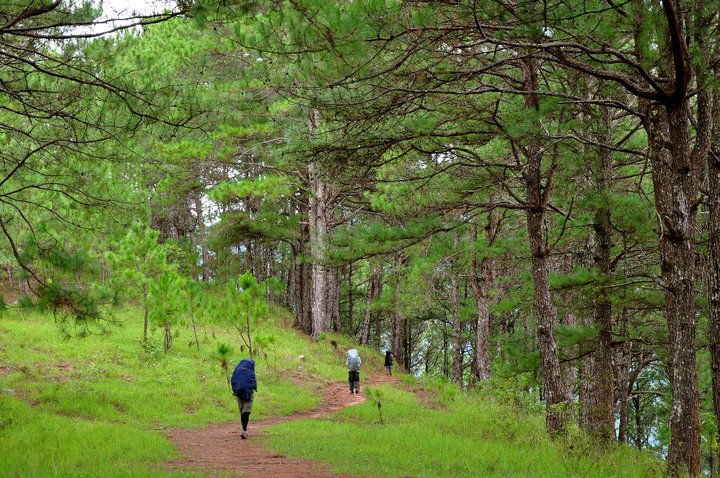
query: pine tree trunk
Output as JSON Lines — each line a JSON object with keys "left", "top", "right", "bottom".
{"left": 310, "top": 182, "right": 330, "bottom": 339}
{"left": 561, "top": 310, "right": 577, "bottom": 403}
{"left": 360, "top": 269, "right": 374, "bottom": 345}
{"left": 374, "top": 312, "right": 382, "bottom": 349}
{"left": 578, "top": 355, "right": 592, "bottom": 429}
{"left": 615, "top": 311, "right": 632, "bottom": 444}
{"left": 361, "top": 262, "right": 382, "bottom": 345}
{"left": 708, "top": 127, "right": 720, "bottom": 474}
{"left": 347, "top": 262, "right": 353, "bottom": 335}
{"left": 292, "top": 203, "right": 313, "bottom": 334}
{"left": 470, "top": 216, "right": 497, "bottom": 382}
{"left": 404, "top": 312, "right": 412, "bottom": 371}
{"left": 646, "top": 103, "right": 701, "bottom": 476}
{"left": 164, "top": 319, "right": 171, "bottom": 353}
{"left": 392, "top": 253, "right": 405, "bottom": 367}
{"left": 586, "top": 115, "right": 615, "bottom": 442}
{"left": 143, "top": 284, "right": 149, "bottom": 343}
{"left": 450, "top": 267, "right": 463, "bottom": 386}
{"left": 521, "top": 57, "right": 567, "bottom": 435}
{"left": 307, "top": 109, "right": 333, "bottom": 339}
{"left": 309, "top": 166, "right": 330, "bottom": 339}
{"left": 5, "top": 266, "right": 13, "bottom": 291}
{"left": 190, "top": 309, "right": 200, "bottom": 351}
{"left": 330, "top": 265, "right": 342, "bottom": 333}
{"left": 442, "top": 327, "right": 449, "bottom": 377}
{"left": 245, "top": 240, "right": 254, "bottom": 276}
{"left": 19, "top": 277, "right": 28, "bottom": 297}
{"left": 194, "top": 193, "right": 210, "bottom": 282}
{"left": 633, "top": 393, "right": 642, "bottom": 450}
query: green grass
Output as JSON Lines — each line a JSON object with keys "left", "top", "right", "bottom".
{"left": 264, "top": 385, "right": 664, "bottom": 478}
{"left": 0, "top": 306, "right": 664, "bottom": 478}
{"left": 0, "top": 394, "right": 193, "bottom": 478}
{"left": 0, "top": 305, "right": 370, "bottom": 477}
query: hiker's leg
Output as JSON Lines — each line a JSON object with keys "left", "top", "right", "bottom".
{"left": 240, "top": 395, "right": 253, "bottom": 433}
{"left": 355, "top": 372, "right": 360, "bottom": 393}
{"left": 348, "top": 371, "right": 354, "bottom": 392}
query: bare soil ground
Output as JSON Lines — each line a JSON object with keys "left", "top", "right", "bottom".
{"left": 168, "top": 373, "right": 398, "bottom": 478}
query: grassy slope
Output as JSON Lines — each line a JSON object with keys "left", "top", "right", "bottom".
{"left": 0, "top": 306, "right": 663, "bottom": 477}
{"left": 0, "top": 306, "right": 355, "bottom": 477}
{"left": 264, "top": 385, "right": 663, "bottom": 478}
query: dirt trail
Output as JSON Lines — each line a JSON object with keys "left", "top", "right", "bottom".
{"left": 169, "top": 373, "right": 398, "bottom": 478}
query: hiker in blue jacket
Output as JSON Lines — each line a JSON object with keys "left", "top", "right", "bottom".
{"left": 231, "top": 359, "right": 257, "bottom": 439}
{"left": 347, "top": 349, "right": 361, "bottom": 394}
{"left": 384, "top": 350, "right": 395, "bottom": 376}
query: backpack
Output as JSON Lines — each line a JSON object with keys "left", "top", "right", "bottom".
{"left": 231, "top": 359, "right": 257, "bottom": 399}
{"left": 347, "top": 349, "right": 361, "bottom": 371}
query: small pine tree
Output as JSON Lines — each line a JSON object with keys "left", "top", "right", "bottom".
{"left": 109, "top": 223, "right": 173, "bottom": 343}
{"left": 214, "top": 343, "right": 234, "bottom": 392}
{"left": 148, "top": 270, "right": 186, "bottom": 352}
{"left": 211, "top": 272, "right": 268, "bottom": 359}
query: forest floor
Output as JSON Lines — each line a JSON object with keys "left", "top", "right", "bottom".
{"left": 169, "top": 372, "right": 398, "bottom": 478}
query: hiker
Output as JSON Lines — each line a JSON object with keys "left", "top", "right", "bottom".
{"left": 347, "top": 348, "right": 361, "bottom": 394}
{"left": 231, "top": 358, "right": 257, "bottom": 439}
{"left": 384, "top": 350, "right": 395, "bottom": 376}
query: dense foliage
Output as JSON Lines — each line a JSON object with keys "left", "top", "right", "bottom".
{"left": 2, "top": 0, "right": 720, "bottom": 476}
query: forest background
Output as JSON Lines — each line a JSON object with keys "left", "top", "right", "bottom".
{"left": 2, "top": 0, "right": 720, "bottom": 476}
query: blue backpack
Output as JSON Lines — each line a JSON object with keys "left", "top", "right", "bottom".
{"left": 231, "top": 359, "right": 257, "bottom": 400}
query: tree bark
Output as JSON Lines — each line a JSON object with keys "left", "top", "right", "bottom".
{"left": 361, "top": 261, "right": 382, "bottom": 345}
{"left": 309, "top": 161, "right": 330, "bottom": 339}
{"left": 615, "top": 310, "right": 632, "bottom": 444}
{"left": 450, "top": 260, "right": 463, "bottom": 386}
{"left": 645, "top": 101, "right": 701, "bottom": 476}
{"left": 307, "top": 109, "right": 335, "bottom": 339}
{"left": 163, "top": 318, "right": 171, "bottom": 353}
{"left": 470, "top": 215, "right": 497, "bottom": 382}
{"left": 143, "top": 283, "right": 149, "bottom": 343}
{"left": 291, "top": 217, "right": 314, "bottom": 335}
{"left": 392, "top": 253, "right": 406, "bottom": 368}
{"left": 561, "top": 310, "right": 577, "bottom": 404}
{"left": 347, "top": 262, "right": 353, "bottom": 335}
{"left": 194, "top": 192, "right": 210, "bottom": 282}
{"left": 586, "top": 109, "right": 615, "bottom": 443}
{"left": 708, "top": 118, "right": 720, "bottom": 478}
{"left": 706, "top": 43, "right": 720, "bottom": 474}
{"left": 374, "top": 311, "right": 382, "bottom": 349}
{"left": 5, "top": 266, "right": 13, "bottom": 291}
{"left": 521, "top": 56, "right": 568, "bottom": 435}
{"left": 633, "top": 392, "right": 642, "bottom": 450}
{"left": 330, "top": 265, "right": 342, "bottom": 333}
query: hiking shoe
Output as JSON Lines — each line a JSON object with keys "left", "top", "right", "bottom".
{"left": 241, "top": 430, "right": 248, "bottom": 439}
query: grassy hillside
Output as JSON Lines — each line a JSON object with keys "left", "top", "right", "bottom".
{"left": 264, "top": 385, "right": 663, "bottom": 477}
{"left": 0, "top": 306, "right": 662, "bottom": 477}
{"left": 0, "top": 306, "right": 367, "bottom": 477}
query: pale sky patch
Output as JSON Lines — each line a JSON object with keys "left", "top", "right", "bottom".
{"left": 78, "top": 0, "right": 175, "bottom": 36}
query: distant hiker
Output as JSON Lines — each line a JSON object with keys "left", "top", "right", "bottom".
{"left": 231, "top": 358, "right": 257, "bottom": 439}
{"left": 384, "top": 350, "right": 395, "bottom": 376}
{"left": 347, "top": 348, "right": 361, "bottom": 394}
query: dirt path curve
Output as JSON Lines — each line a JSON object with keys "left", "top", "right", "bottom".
{"left": 168, "top": 373, "right": 397, "bottom": 478}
